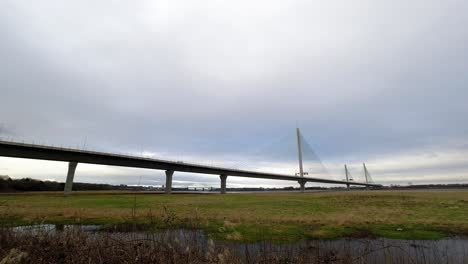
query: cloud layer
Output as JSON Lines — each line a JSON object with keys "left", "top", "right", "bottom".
{"left": 1, "top": 0, "right": 467, "bottom": 187}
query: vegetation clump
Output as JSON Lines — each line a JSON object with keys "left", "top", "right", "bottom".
{"left": 0, "top": 227, "right": 348, "bottom": 264}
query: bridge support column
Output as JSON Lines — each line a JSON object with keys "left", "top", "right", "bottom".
{"left": 64, "top": 162, "right": 78, "bottom": 195}
{"left": 220, "top": 174, "right": 227, "bottom": 194}
{"left": 346, "top": 183, "right": 350, "bottom": 191}
{"left": 298, "top": 180, "right": 306, "bottom": 193}
{"left": 165, "top": 170, "right": 174, "bottom": 194}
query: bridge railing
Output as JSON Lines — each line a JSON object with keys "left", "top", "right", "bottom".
{"left": 0, "top": 138, "right": 257, "bottom": 173}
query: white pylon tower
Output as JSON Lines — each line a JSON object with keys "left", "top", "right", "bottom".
{"left": 344, "top": 164, "right": 350, "bottom": 191}
{"left": 363, "top": 163, "right": 369, "bottom": 184}
{"left": 296, "top": 128, "right": 306, "bottom": 192}
{"left": 363, "top": 163, "right": 371, "bottom": 190}
{"left": 296, "top": 128, "right": 304, "bottom": 178}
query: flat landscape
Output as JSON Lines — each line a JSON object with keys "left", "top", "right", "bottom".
{"left": 1, "top": 190, "right": 467, "bottom": 241}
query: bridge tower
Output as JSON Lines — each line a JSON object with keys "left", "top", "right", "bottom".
{"left": 344, "top": 164, "right": 350, "bottom": 191}
{"left": 363, "top": 163, "right": 369, "bottom": 184}
{"left": 296, "top": 128, "right": 306, "bottom": 192}
{"left": 363, "top": 163, "right": 371, "bottom": 190}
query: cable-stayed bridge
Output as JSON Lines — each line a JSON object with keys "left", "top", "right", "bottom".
{"left": 0, "top": 128, "right": 381, "bottom": 194}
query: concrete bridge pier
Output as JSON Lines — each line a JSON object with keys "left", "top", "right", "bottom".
{"left": 64, "top": 161, "right": 78, "bottom": 195}
{"left": 220, "top": 174, "right": 227, "bottom": 194}
{"left": 165, "top": 170, "right": 174, "bottom": 194}
{"left": 346, "top": 183, "right": 350, "bottom": 191}
{"left": 298, "top": 179, "right": 306, "bottom": 193}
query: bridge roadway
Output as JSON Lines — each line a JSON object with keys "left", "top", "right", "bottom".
{"left": 0, "top": 140, "right": 381, "bottom": 194}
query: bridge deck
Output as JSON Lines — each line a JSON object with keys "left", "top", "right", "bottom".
{"left": 0, "top": 141, "right": 380, "bottom": 187}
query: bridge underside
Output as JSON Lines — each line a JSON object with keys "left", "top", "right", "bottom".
{"left": 0, "top": 141, "right": 381, "bottom": 194}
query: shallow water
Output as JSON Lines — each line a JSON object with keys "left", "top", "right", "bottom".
{"left": 11, "top": 224, "right": 468, "bottom": 263}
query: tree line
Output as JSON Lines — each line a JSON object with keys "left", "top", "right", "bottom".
{"left": 0, "top": 177, "right": 144, "bottom": 192}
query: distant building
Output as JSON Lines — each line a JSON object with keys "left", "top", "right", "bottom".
{"left": 0, "top": 175, "right": 10, "bottom": 180}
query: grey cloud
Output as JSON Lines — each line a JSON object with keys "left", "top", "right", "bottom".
{"left": 1, "top": 0, "right": 468, "bottom": 186}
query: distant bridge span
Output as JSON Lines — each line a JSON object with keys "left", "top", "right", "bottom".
{"left": 0, "top": 140, "right": 381, "bottom": 194}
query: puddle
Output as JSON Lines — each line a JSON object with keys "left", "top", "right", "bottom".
{"left": 12, "top": 224, "right": 100, "bottom": 233}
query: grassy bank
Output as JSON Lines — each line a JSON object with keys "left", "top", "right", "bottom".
{"left": 1, "top": 190, "right": 467, "bottom": 241}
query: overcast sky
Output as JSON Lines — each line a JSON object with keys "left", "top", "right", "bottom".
{"left": 1, "top": 0, "right": 467, "bottom": 187}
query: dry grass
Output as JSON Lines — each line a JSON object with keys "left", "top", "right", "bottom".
{"left": 1, "top": 190, "right": 467, "bottom": 240}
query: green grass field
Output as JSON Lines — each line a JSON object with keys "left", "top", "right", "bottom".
{"left": 1, "top": 190, "right": 467, "bottom": 241}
